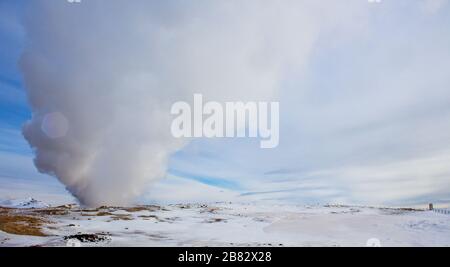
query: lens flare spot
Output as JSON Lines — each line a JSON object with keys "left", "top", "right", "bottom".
{"left": 41, "top": 112, "right": 69, "bottom": 139}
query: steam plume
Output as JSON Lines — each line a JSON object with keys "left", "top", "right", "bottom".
{"left": 20, "top": 0, "right": 360, "bottom": 206}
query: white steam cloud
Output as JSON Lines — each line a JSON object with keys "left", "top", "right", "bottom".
{"left": 20, "top": 0, "right": 363, "bottom": 206}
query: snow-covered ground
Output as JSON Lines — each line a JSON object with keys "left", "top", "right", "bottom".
{"left": 1, "top": 200, "right": 449, "bottom": 247}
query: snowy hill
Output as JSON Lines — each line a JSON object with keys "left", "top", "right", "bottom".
{"left": 0, "top": 197, "right": 50, "bottom": 209}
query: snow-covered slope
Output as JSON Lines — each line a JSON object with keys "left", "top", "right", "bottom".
{"left": 0, "top": 197, "right": 50, "bottom": 209}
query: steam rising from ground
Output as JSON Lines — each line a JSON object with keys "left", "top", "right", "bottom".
{"left": 20, "top": 0, "right": 362, "bottom": 206}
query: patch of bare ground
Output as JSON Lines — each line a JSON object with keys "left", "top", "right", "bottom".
{"left": 55, "top": 204, "right": 77, "bottom": 209}
{"left": 73, "top": 207, "right": 110, "bottom": 213}
{"left": 137, "top": 214, "right": 179, "bottom": 223}
{"left": 64, "top": 233, "right": 110, "bottom": 243}
{"left": 138, "top": 214, "right": 159, "bottom": 220}
{"left": 132, "top": 231, "right": 168, "bottom": 240}
{"left": 176, "top": 204, "right": 192, "bottom": 209}
{"left": 324, "top": 204, "right": 424, "bottom": 214}
{"left": 376, "top": 207, "right": 424, "bottom": 215}
{"left": 123, "top": 205, "right": 162, "bottom": 212}
{"left": 34, "top": 208, "right": 69, "bottom": 216}
{"left": 123, "top": 206, "right": 149, "bottom": 212}
{"left": 397, "top": 207, "right": 424, "bottom": 211}
{"left": 0, "top": 212, "right": 49, "bottom": 236}
{"left": 80, "top": 212, "right": 97, "bottom": 217}
{"left": 96, "top": 211, "right": 114, "bottom": 216}
{"left": 201, "top": 207, "right": 221, "bottom": 214}
{"left": 110, "top": 214, "right": 133, "bottom": 221}
{"left": 330, "top": 208, "right": 361, "bottom": 214}
{"left": 0, "top": 207, "right": 12, "bottom": 214}
{"left": 205, "top": 218, "right": 227, "bottom": 223}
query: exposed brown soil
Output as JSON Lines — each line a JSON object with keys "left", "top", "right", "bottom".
{"left": 123, "top": 205, "right": 161, "bottom": 212}
{"left": 34, "top": 208, "right": 69, "bottom": 216}
{"left": 138, "top": 215, "right": 158, "bottom": 219}
{"left": 201, "top": 207, "right": 221, "bottom": 214}
{"left": 206, "top": 218, "right": 227, "bottom": 223}
{"left": 96, "top": 211, "right": 114, "bottom": 216}
{"left": 123, "top": 206, "right": 149, "bottom": 212}
{"left": 0, "top": 213, "right": 48, "bottom": 236}
{"left": 111, "top": 214, "right": 133, "bottom": 221}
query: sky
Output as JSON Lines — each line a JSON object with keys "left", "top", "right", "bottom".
{"left": 1, "top": 0, "right": 450, "bottom": 207}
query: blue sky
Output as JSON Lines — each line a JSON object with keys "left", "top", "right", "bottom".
{"left": 0, "top": 1, "right": 27, "bottom": 132}
{"left": 0, "top": 1, "right": 70, "bottom": 202}
{"left": 1, "top": 0, "right": 450, "bottom": 207}
{"left": 0, "top": 1, "right": 30, "bottom": 160}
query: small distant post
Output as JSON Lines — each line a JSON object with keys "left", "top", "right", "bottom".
{"left": 429, "top": 203, "right": 434, "bottom": 210}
